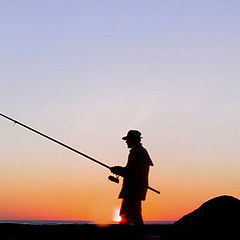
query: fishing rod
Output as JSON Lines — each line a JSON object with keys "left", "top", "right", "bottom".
{"left": 0, "top": 112, "right": 160, "bottom": 194}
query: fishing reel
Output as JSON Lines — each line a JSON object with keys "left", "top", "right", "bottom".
{"left": 108, "top": 175, "right": 119, "bottom": 184}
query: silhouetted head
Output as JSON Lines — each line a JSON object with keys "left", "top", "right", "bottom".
{"left": 122, "top": 130, "right": 142, "bottom": 148}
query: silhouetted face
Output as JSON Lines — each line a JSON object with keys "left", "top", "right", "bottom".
{"left": 126, "top": 138, "right": 140, "bottom": 148}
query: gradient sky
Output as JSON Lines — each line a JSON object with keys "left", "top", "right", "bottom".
{"left": 0, "top": 1, "right": 240, "bottom": 223}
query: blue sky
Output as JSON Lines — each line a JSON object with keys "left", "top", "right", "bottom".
{"left": 1, "top": 0, "right": 240, "bottom": 165}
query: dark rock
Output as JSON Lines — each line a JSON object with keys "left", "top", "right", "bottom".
{"left": 175, "top": 195, "right": 240, "bottom": 227}
{"left": 163, "top": 195, "right": 240, "bottom": 240}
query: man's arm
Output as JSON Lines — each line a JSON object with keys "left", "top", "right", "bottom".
{"left": 110, "top": 166, "right": 126, "bottom": 177}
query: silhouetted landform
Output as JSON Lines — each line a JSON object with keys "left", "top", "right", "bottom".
{"left": 163, "top": 195, "right": 240, "bottom": 240}
{"left": 176, "top": 195, "right": 240, "bottom": 225}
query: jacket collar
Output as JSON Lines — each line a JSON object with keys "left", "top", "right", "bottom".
{"left": 130, "top": 143, "right": 142, "bottom": 151}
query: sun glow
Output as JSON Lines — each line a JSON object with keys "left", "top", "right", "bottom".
{"left": 112, "top": 208, "right": 122, "bottom": 223}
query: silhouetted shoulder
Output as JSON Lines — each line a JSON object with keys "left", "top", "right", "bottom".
{"left": 130, "top": 144, "right": 153, "bottom": 166}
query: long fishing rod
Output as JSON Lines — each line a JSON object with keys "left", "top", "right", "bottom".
{"left": 0, "top": 112, "right": 160, "bottom": 194}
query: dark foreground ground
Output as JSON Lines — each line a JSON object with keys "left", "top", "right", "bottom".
{"left": 0, "top": 223, "right": 238, "bottom": 240}
{"left": 0, "top": 223, "right": 167, "bottom": 240}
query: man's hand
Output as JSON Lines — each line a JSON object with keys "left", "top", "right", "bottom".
{"left": 110, "top": 166, "right": 125, "bottom": 176}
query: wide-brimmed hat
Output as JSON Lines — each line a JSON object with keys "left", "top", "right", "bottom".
{"left": 122, "top": 130, "right": 142, "bottom": 140}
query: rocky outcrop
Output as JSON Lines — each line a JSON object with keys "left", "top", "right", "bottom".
{"left": 175, "top": 195, "right": 240, "bottom": 226}
{"left": 163, "top": 195, "right": 240, "bottom": 240}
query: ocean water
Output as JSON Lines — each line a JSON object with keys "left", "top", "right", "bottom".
{"left": 0, "top": 220, "right": 93, "bottom": 225}
{"left": 0, "top": 220, "right": 174, "bottom": 225}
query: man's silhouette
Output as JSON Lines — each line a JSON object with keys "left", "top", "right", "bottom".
{"left": 111, "top": 130, "right": 153, "bottom": 225}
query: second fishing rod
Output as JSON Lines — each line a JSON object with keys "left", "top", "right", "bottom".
{"left": 0, "top": 112, "right": 160, "bottom": 194}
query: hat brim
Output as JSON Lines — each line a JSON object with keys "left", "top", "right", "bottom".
{"left": 122, "top": 136, "right": 142, "bottom": 140}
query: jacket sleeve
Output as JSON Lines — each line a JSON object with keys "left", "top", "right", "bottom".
{"left": 110, "top": 166, "right": 127, "bottom": 177}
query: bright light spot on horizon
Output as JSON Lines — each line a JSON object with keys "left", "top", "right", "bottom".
{"left": 112, "top": 208, "right": 121, "bottom": 223}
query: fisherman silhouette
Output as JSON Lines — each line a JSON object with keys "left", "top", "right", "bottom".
{"left": 111, "top": 130, "right": 153, "bottom": 225}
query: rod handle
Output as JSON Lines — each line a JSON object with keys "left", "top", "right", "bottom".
{"left": 148, "top": 186, "right": 161, "bottom": 194}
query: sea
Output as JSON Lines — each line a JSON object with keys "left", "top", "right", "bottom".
{"left": 0, "top": 220, "right": 174, "bottom": 225}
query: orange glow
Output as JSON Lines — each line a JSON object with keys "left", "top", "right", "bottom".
{"left": 1, "top": 124, "right": 240, "bottom": 223}
{"left": 0, "top": 156, "right": 240, "bottom": 223}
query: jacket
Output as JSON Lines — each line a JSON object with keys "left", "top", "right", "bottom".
{"left": 118, "top": 143, "right": 153, "bottom": 201}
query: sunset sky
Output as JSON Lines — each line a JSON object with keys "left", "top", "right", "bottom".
{"left": 0, "top": 1, "right": 240, "bottom": 223}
